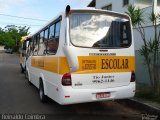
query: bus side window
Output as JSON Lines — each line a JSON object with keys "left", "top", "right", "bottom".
{"left": 47, "top": 21, "right": 61, "bottom": 55}
{"left": 33, "top": 36, "right": 35, "bottom": 55}
{"left": 26, "top": 39, "right": 31, "bottom": 58}
{"left": 30, "top": 39, "right": 34, "bottom": 55}
{"left": 33, "top": 35, "right": 39, "bottom": 56}
{"left": 38, "top": 30, "right": 47, "bottom": 55}
{"left": 120, "top": 21, "right": 130, "bottom": 46}
{"left": 55, "top": 21, "right": 61, "bottom": 39}
{"left": 44, "top": 29, "right": 48, "bottom": 54}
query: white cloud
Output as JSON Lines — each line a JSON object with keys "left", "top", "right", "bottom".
{"left": 0, "top": 0, "right": 27, "bottom": 13}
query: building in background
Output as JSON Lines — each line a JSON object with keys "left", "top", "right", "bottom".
{"left": 88, "top": 0, "right": 160, "bottom": 85}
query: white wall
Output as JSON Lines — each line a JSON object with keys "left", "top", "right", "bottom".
{"left": 96, "top": 0, "right": 134, "bottom": 13}
{"left": 133, "top": 26, "right": 156, "bottom": 50}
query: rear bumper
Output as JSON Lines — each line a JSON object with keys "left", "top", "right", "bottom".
{"left": 58, "top": 82, "right": 135, "bottom": 105}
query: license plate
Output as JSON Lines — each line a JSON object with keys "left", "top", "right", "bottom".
{"left": 96, "top": 92, "right": 111, "bottom": 99}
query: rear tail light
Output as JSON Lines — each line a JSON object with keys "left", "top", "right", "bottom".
{"left": 130, "top": 71, "right": 136, "bottom": 82}
{"left": 62, "top": 73, "right": 72, "bottom": 86}
{"left": 69, "top": 9, "right": 74, "bottom": 13}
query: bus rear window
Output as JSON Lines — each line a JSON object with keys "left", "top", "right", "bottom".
{"left": 70, "top": 13, "right": 131, "bottom": 48}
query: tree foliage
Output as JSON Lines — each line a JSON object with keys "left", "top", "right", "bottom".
{"left": 0, "top": 25, "right": 30, "bottom": 51}
{"left": 126, "top": 5, "right": 160, "bottom": 95}
{"left": 126, "top": 5, "right": 144, "bottom": 26}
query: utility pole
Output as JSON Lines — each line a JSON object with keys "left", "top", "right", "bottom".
{"left": 152, "top": 0, "right": 157, "bottom": 13}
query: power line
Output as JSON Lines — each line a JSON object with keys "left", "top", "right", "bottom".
{"left": 0, "top": 22, "right": 43, "bottom": 27}
{"left": 0, "top": 13, "right": 48, "bottom": 22}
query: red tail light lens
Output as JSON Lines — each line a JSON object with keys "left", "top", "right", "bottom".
{"left": 62, "top": 73, "right": 72, "bottom": 86}
{"left": 130, "top": 71, "right": 136, "bottom": 82}
{"left": 69, "top": 9, "right": 74, "bottom": 13}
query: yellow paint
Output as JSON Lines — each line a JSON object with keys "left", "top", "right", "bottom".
{"left": 31, "top": 56, "right": 135, "bottom": 74}
{"left": 32, "top": 56, "right": 59, "bottom": 73}
{"left": 20, "top": 36, "right": 30, "bottom": 43}
{"left": 76, "top": 56, "right": 135, "bottom": 74}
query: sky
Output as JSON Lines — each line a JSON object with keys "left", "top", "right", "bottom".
{"left": 0, "top": 0, "right": 92, "bottom": 34}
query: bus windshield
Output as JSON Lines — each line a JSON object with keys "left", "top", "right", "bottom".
{"left": 70, "top": 12, "right": 131, "bottom": 48}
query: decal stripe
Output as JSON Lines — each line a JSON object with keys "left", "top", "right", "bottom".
{"left": 31, "top": 56, "right": 135, "bottom": 74}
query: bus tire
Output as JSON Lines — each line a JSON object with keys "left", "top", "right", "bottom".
{"left": 26, "top": 70, "right": 32, "bottom": 85}
{"left": 39, "top": 80, "right": 47, "bottom": 103}
{"left": 25, "top": 69, "right": 27, "bottom": 79}
{"left": 20, "top": 64, "right": 24, "bottom": 73}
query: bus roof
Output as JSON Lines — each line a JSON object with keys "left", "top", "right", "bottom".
{"left": 30, "top": 7, "right": 130, "bottom": 37}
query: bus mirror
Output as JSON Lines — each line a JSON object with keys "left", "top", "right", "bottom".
{"left": 66, "top": 5, "right": 70, "bottom": 16}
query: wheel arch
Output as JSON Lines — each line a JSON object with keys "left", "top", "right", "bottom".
{"left": 26, "top": 67, "right": 31, "bottom": 81}
{"left": 39, "top": 73, "right": 47, "bottom": 95}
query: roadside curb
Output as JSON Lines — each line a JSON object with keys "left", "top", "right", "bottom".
{"left": 117, "top": 99, "right": 160, "bottom": 115}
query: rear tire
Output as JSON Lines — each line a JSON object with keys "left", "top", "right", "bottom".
{"left": 26, "top": 70, "right": 32, "bottom": 85}
{"left": 20, "top": 65, "right": 24, "bottom": 73}
{"left": 25, "top": 69, "right": 28, "bottom": 79}
{"left": 39, "top": 81, "right": 47, "bottom": 103}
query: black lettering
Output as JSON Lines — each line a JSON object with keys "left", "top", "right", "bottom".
{"left": 101, "top": 58, "right": 129, "bottom": 70}
{"left": 125, "top": 59, "right": 129, "bottom": 69}
{"left": 117, "top": 59, "right": 122, "bottom": 69}
{"left": 109, "top": 59, "right": 114, "bottom": 69}
{"left": 101, "top": 59, "right": 105, "bottom": 69}
{"left": 113, "top": 59, "right": 117, "bottom": 69}
{"left": 105, "top": 59, "right": 109, "bottom": 69}
{"left": 121, "top": 59, "right": 125, "bottom": 69}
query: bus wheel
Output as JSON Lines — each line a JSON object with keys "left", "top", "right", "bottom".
{"left": 21, "top": 68, "right": 24, "bottom": 73}
{"left": 39, "top": 81, "right": 47, "bottom": 103}
{"left": 25, "top": 70, "right": 28, "bottom": 79}
{"left": 20, "top": 64, "right": 24, "bottom": 73}
{"left": 26, "top": 70, "right": 32, "bottom": 85}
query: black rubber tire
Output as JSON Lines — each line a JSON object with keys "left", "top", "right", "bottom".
{"left": 25, "top": 69, "right": 28, "bottom": 79}
{"left": 39, "top": 81, "right": 47, "bottom": 103}
{"left": 26, "top": 70, "right": 32, "bottom": 85}
{"left": 20, "top": 66, "right": 25, "bottom": 73}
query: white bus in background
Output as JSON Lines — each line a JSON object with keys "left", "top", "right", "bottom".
{"left": 20, "top": 36, "right": 31, "bottom": 73}
{"left": 25, "top": 6, "right": 136, "bottom": 105}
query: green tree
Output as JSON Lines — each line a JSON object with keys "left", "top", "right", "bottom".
{"left": 4, "top": 33, "right": 15, "bottom": 49}
{"left": 126, "top": 5, "right": 160, "bottom": 95}
{"left": 0, "top": 27, "right": 5, "bottom": 45}
{"left": 148, "top": 12, "right": 160, "bottom": 95}
{"left": 0, "top": 25, "right": 30, "bottom": 51}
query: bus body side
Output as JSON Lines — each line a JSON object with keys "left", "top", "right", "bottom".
{"left": 26, "top": 9, "right": 135, "bottom": 105}
{"left": 20, "top": 36, "right": 30, "bottom": 73}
